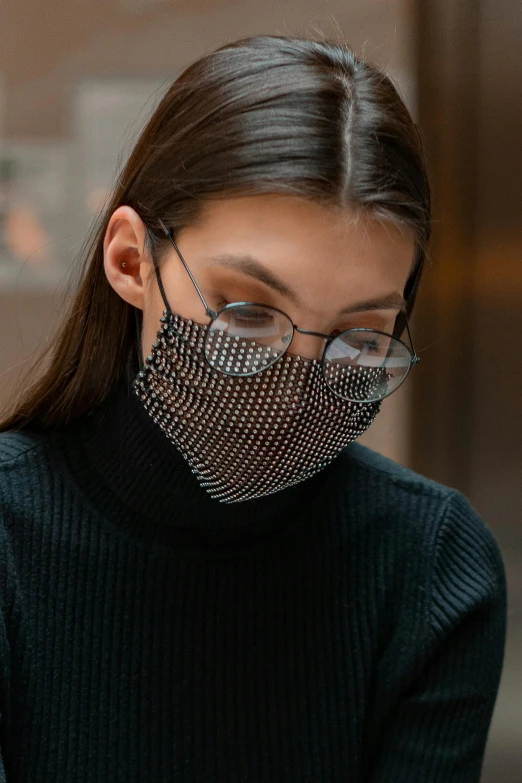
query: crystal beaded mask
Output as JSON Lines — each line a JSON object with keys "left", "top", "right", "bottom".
{"left": 133, "top": 310, "right": 383, "bottom": 503}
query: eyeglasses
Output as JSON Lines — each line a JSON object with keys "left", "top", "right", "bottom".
{"left": 154, "top": 220, "right": 420, "bottom": 403}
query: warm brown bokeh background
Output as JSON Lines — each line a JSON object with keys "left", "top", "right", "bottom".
{"left": 0, "top": 1, "right": 520, "bottom": 779}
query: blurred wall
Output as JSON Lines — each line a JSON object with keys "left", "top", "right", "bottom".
{"left": 471, "top": 0, "right": 522, "bottom": 775}
{"left": 412, "top": 1, "right": 522, "bottom": 779}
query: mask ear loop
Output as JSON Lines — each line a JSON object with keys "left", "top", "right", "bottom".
{"left": 153, "top": 221, "right": 173, "bottom": 314}
{"left": 133, "top": 307, "right": 144, "bottom": 368}
{"left": 133, "top": 225, "right": 171, "bottom": 370}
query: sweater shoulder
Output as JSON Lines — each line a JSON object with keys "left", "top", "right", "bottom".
{"left": 0, "top": 430, "right": 50, "bottom": 504}
{"left": 337, "top": 442, "right": 504, "bottom": 564}
{"left": 338, "top": 442, "right": 505, "bottom": 598}
{"left": 339, "top": 441, "right": 454, "bottom": 501}
{"left": 340, "top": 443, "right": 506, "bottom": 650}
{"left": 0, "top": 430, "right": 46, "bottom": 468}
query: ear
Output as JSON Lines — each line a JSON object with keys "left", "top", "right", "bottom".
{"left": 103, "top": 206, "right": 151, "bottom": 310}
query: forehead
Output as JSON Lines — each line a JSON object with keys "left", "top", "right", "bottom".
{"left": 180, "top": 194, "right": 415, "bottom": 305}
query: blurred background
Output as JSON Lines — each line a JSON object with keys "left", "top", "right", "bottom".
{"left": 0, "top": 0, "right": 520, "bottom": 778}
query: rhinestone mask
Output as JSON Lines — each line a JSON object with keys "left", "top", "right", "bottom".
{"left": 133, "top": 309, "right": 383, "bottom": 503}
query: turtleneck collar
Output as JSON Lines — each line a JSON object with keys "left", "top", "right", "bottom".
{"left": 49, "top": 375, "right": 335, "bottom": 552}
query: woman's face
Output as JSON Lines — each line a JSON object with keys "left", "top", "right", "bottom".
{"left": 104, "top": 194, "right": 415, "bottom": 363}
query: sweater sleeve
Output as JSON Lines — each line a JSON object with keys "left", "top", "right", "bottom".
{"left": 0, "top": 483, "right": 12, "bottom": 783}
{"left": 369, "top": 490, "right": 507, "bottom": 783}
{"left": 0, "top": 607, "right": 8, "bottom": 781}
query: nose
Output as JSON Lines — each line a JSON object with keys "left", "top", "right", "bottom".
{"left": 288, "top": 330, "right": 326, "bottom": 362}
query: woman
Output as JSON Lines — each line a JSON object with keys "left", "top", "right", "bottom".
{"left": 0, "top": 35, "right": 506, "bottom": 782}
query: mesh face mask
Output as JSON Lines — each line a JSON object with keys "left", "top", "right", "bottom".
{"left": 133, "top": 308, "right": 383, "bottom": 504}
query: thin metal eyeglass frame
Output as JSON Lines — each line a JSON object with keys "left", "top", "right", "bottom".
{"left": 155, "top": 221, "right": 420, "bottom": 392}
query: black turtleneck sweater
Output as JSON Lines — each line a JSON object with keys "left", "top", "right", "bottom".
{"left": 0, "top": 379, "right": 506, "bottom": 782}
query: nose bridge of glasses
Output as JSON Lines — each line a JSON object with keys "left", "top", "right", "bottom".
{"left": 290, "top": 325, "right": 329, "bottom": 361}
{"left": 294, "top": 325, "right": 331, "bottom": 340}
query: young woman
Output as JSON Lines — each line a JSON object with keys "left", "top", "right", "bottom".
{"left": 0, "top": 35, "right": 506, "bottom": 782}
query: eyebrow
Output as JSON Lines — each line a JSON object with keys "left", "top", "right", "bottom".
{"left": 207, "top": 253, "right": 406, "bottom": 314}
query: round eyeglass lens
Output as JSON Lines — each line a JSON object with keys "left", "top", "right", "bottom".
{"left": 204, "top": 304, "right": 294, "bottom": 376}
{"left": 323, "top": 329, "right": 413, "bottom": 402}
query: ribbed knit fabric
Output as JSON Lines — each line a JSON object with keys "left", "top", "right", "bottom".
{"left": 0, "top": 378, "right": 507, "bottom": 782}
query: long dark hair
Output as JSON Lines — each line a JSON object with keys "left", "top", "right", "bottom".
{"left": 1, "top": 34, "right": 430, "bottom": 432}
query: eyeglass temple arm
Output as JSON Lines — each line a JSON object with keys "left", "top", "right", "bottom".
{"left": 157, "top": 220, "right": 216, "bottom": 319}
{"left": 403, "top": 313, "right": 420, "bottom": 365}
